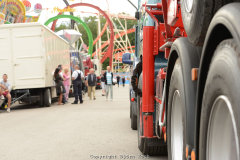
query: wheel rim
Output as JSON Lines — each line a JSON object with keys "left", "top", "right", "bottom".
{"left": 171, "top": 90, "right": 183, "bottom": 160}
{"left": 207, "top": 95, "right": 239, "bottom": 160}
{"left": 184, "top": 0, "right": 194, "bottom": 13}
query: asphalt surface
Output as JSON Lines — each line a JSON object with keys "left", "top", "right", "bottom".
{"left": 0, "top": 84, "right": 168, "bottom": 160}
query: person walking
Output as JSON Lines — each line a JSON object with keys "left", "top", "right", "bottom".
{"left": 0, "top": 74, "right": 12, "bottom": 112}
{"left": 53, "top": 68, "right": 65, "bottom": 105}
{"left": 100, "top": 70, "right": 106, "bottom": 96}
{"left": 116, "top": 75, "right": 120, "bottom": 87}
{"left": 85, "top": 73, "right": 90, "bottom": 96}
{"left": 63, "top": 68, "right": 70, "bottom": 101}
{"left": 71, "top": 65, "right": 84, "bottom": 104}
{"left": 104, "top": 66, "right": 113, "bottom": 101}
{"left": 58, "top": 65, "right": 67, "bottom": 103}
{"left": 122, "top": 76, "right": 125, "bottom": 87}
{"left": 86, "top": 68, "right": 97, "bottom": 100}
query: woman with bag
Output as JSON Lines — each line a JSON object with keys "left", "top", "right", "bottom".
{"left": 54, "top": 68, "right": 65, "bottom": 105}
{"left": 63, "top": 68, "right": 70, "bottom": 101}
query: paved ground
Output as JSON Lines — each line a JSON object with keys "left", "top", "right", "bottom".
{"left": 0, "top": 84, "right": 167, "bottom": 160}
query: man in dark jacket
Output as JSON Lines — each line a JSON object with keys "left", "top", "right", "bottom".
{"left": 86, "top": 68, "right": 97, "bottom": 100}
{"left": 103, "top": 66, "right": 113, "bottom": 101}
{"left": 122, "top": 76, "right": 125, "bottom": 87}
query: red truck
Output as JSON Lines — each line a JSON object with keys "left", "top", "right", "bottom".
{"left": 126, "top": 0, "right": 240, "bottom": 159}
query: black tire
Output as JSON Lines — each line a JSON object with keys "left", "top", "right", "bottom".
{"left": 199, "top": 39, "right": 240, "bottom": 160}
{"left": 137, "top": 94, "right": 144, "bottom": 152}
{"left": 131, "top": 102, "right": 137, "bottom": 130}
{"left": 181, "top": 0, "right": 214, "bottom": 46}
{"left": 43, "top": 89, "right": 51, "bottom": 107}
{"left": 38, "top": 89, "right": 44, "bottom": 107}
{"left": 181, "top": 0, "right": 240, "bottom": 46}
{"left": 167, "top": 59, "right": 186, "bottom": 160}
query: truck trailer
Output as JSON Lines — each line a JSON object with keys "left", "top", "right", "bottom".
{"left": 126, "top": 0, "right": 240, "bottom": 159}
{"left": 0, "top": 23, "right": 70, "bottom": 107}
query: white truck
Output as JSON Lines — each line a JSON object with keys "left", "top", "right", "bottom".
{"left": 92, "top": 59, "right": 101, "bottom": 77}
{"left": 0, "top": 22, "right": 70, "bottom": 107}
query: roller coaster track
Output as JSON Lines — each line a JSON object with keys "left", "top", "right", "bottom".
{"left": 92, "top": 28, "right": 135, "bottom": 57}
{"left": 50, "top": 3, "right": 114, "bottom": 68}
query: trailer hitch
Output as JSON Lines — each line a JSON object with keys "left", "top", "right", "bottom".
{"left": 11, "top": 90, "right": 30, "bottom": 105}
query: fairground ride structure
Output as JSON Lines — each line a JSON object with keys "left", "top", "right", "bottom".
{"left": 44, "top": 0, "right": 136, "bottom": 72}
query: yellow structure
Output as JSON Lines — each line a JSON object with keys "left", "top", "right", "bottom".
{"left": 51, "top": 7, "right": 76, "bottom": 13}
{"left": 0, "top": 0, "right": 26, "bottom": 23}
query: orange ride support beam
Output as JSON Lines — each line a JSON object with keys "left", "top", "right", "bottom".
{"left": 101, "top": 46, "right": 135, "bottom": 55}
{"left": 92, "top": 28, "right": 135, "bottom": 57}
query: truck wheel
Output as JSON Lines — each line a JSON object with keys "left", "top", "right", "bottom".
{"left": 38, "top": 89, "right": 44, "bottom": 107}
{"left": 167, "top": 59, "right": 186, "bottom": 160}
{"left": 181, "top": 0, "right": 214, "bottom": 46}
{"left": 43, "top": 89, "right": 51, "bottom": 107}
{"left": 131, "top": 103, "right": 137, "bottom": 130}
{"left": 137, "top": 95, "right": 144, "bottom": 152}
{"left": 181, "top": 0, "right": 240, "bottom": 46}
{"left": 199, "top": 39, "right": 240, "bottom": 160}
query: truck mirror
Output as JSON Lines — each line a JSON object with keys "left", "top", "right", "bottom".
{"left": 122, "top": 53, "right": 133, "bottom": 65}
{"left": 94, "top": 64, "right": 97, "bottom": 70}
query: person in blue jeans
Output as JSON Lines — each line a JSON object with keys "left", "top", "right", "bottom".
{"left": 103, "top": 66, "right": 113, "bottom": 101}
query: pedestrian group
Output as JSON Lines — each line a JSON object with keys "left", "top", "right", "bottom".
{"left": 0, "top": 65, "right": 118, "bottom": 113}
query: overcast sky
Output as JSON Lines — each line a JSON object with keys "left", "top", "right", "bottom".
{"left": 27, "top": 0, "right": 138, "bottom": 26}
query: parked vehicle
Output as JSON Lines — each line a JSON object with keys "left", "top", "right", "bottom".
{"left": 0, "top": 23, "right": 70, "bottom": 107}
{"left": 127, "top": 0, "right": 240, "bottom": 159}
{"left": 123, "top": 53, "right": 140, "bottom": 130}
{"left": 95, "top": 78, "right": 102, "bottom": 90}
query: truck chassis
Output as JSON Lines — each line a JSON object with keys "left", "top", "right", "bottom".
{"left": 128, "top": 0, "right": 240, "bottom": 159}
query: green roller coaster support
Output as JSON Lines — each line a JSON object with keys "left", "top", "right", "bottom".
{"left": 4, "top": 21, "right": 11, "bottom": 24}
{"left": 44, "top": 15, "right": 93, "bottom": 58}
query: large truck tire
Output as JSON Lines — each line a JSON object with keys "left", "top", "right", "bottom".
{"left": 181, "top": 0, "right": 214, "bottom": 46}
{"left": 199, "top": 39, "right": 240, "bottom": 160}
{"left": 181, "top": 0, "right": 240, "bottom": 46}
{"left": 43, "top": 89, "right": 51, "bottom": 107}
{"left": 167, "top": 59, "right": 186, "bottom": 160}
{"left": 38, "top": 89, "right": 44, "bottom": 107}
{"left": 131, "top": 102, "right": 137, "bottom": 130}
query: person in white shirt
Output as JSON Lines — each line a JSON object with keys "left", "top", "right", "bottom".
{"left": 0, "top": 74, "right": 12, "bottom": 113}
{"left": 103, "top": 66, "right": 113, "bottom": 101}
{"left": 72, "top": 65, "right": 84, "bottom": 104}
